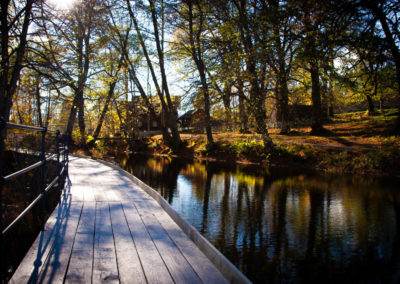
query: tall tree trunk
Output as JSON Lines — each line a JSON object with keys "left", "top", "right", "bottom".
{"left": 310, "top": 62, "right": 325, "bottom": 134}
{"left": 328, "top": 106, "right": 334, "bottom": 117}
{"left": 200, "top": 73, "right": 214, "bottom": 146}
{"left": 34, "top": 77, "right": 43, "bottom": 127}
{"left": 238, "top": 79, "right": 249, "bottom": 133}
{"left": 250, "top": 79, "right": 273, "bottom": 151}
{"left": 321, "top": 76, "right": 329, "bottom": 120}
{"left": 66, "top": 92, "right": 79, "bottom": 135}
{"left": 15, "top": 89, "right": 24, "bottom": 124}
{"left": 88, "top": 50, "right": 126, "bottom": 148}
{"left": 186, "top": 1, "right": 213, "bottom": 147}
{"left": 78, "top": 94, "right": 86, "bottom": 146}
{"left": 366, "top": 94, "right": 375, "bottom": 115}
{"left": 65, "top": 13, "right": 91, "bottom": 144}
{"left": 278, "top": 75, "right": 290, "bottom": 134}
{"left": 126, "top": 0, "right": 181, "bottom": 150}
{"left": 149, "top": 0, "right": 181, "bottom": 150}
{"left": 0, "top": 0, "right": 34, "bottom": 120}
{"left": 272, "top": 9, "right": 291, "bottom": 135}
{"left": 235, "top": 0, "right": 273, "bottom": 151}
{"left": 45, "top": 89, "right": 51, "bottom": 128}
{"left": 88, "top": 81, "right": 117, "bottom": 148}
{"left": 222, "top": 83, "right": 232, "bottom": 131}
{"left": 371, "top": 3, "right": 400, "bottom": 134}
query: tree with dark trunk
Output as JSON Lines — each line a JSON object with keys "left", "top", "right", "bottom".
{"left": 86, "top": 16, "right": 130, "bottom": 148}
{"left": 269, "top": 0, "right": 298, "bottom": 134}
{"left": 34, "top": 74, "right": 42, "bottom": 127}
{"left": 125, "top": 0, "right": 182, "bottom": 151}
{"left": 177, "top": 0, "right": 214, "bottom": 147}
{"left": 294, "top": 0, "right": 343, "bottom": 134}
{"left": 309, "top": 61, "right": 325, "bottom": 133}
{"left": 234, "top": 0, "right": 274, "bottom": 151}
{"left": 0, "top": 0, "right": 35, "bottom": 120}
{"left": 358, "top": 0, "right": 400, "bottom": 134}
{"left": 31, "top": 0, "right": 106, "bottom": 146}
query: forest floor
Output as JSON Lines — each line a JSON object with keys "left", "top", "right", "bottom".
{"left": 87, "top": 109, "right": 400, "bottom": 177}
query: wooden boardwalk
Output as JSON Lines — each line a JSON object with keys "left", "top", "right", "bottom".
{"left": 10, "top": 157, "right": 241, "bottom": 283}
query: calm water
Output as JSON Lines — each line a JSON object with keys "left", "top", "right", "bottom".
{"left": 119, "top": 154, "right": 400, "bottom": 283}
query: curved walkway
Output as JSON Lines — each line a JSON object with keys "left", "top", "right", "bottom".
{"left": 10, "top": 157, "right": 246, "bottom": 283}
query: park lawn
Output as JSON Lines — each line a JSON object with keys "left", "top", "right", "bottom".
{"left": 176, "top": 109, "right": 400, "bottom": 149}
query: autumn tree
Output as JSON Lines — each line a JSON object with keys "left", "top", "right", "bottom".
{"left": 232, "top": 0, "right": 274, "bottom": 150}
{"left": 268, "top": 0, "right": 299, "bottom": 134}
{"left": 291, "top": 0, "right": 349, "bottom": 134}
{"left": 125, "top": 0, "right": 182, "bottom": 151}
{"left": 30, "top": 0, "right": 108, "bottom": 145}
{"left": 169, "top": 0, "right": 215, "bottom": 147}
{"left": 354, "top": 0, "right": 400, "bottom": 133}
{"left": 0, "top": 0, "right": 36, "bottom": 120}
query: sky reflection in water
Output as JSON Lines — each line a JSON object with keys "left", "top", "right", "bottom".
{"left": 120, "top": 154, "right": 400, "bottom": 283}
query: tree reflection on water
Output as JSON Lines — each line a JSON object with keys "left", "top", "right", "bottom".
{"left": 120, "top": 154, "right": 400, "bottom": 283}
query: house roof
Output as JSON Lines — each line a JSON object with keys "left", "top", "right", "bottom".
{"left": 178, "top": 110, "right": 195, "bottom": 120}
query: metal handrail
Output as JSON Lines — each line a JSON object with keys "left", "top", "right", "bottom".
{"left": 4, "top": 121, "right": 57, "bottom": 134}
{"left": 0, "top": 118, "right": 69, "bottom": 238}
{"left": 4, "top": 160, "right": 44, "bottom": 181}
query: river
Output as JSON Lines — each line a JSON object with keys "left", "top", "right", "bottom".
{"left": 118, "top": 154, "right": 400, "bottom": 283}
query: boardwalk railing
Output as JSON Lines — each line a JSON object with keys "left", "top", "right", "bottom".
{"left": 0, "top": 118, "right": 69, "bottom": 280}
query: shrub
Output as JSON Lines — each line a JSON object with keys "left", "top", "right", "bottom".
{"left": 229, "top": 139, "right": 265, "bottom": 159}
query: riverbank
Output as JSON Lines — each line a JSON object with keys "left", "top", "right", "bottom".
{"left": 79, "top": 110, "right": 400, "bottom": 178}
{"left": 82, "top": 135, "right": 400, "bottom": 178}
{"left": 137, "top": 136, "right": 400, "bottom": 177}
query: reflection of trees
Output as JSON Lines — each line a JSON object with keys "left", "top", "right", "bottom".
{"left": 122, "top": 154, "right": 184, "bottom": 202}
{"left": 217, "top": 172, "right": 230, "bottom": 250}
{"left": 306, "top": 188, "right": 324, "bottom": 258}
{"left": 389, "top": 197, "right": 400, "bottom": 283}
{"left": 181, "top": 162, "right": 208, "bottom": 201}
{"left": 120, "top": 155, "right": 400, "bottom": 283}
{"left": 201, "top": 163, "right": 213, "bottom": 234}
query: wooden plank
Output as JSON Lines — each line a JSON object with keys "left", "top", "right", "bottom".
{"left": 64, "top": 202, "right": 96, "bottom": 283}
{"left": 36, "top": 201, "right": 83, "bottom": 283}
{"left": 104, "top": 186, "right": 120, "bottom": 202}
{"left": 98, "top": 171, "right": 125, "bottom": 202}
{"left": 69, "top": 183, "right": 84, "bottom": 201}
{"left": 134, "top": 201, "right": 202, "bottom": 284}
{"left": 83, "top": 185, "right": 96, "bottom": 202}
{"left": 92, "top": 202, "right": 119, "bottom": 283}
{"left": 121, "top": 175, "right": 229, "bottom": 283}
{"left": 93, "top": 181, "right": 108, "bottom": 202}
{"left": 122, "top": 201, "right": 174, "bottom": 284}
{"left": 109, "top": 202, "right": 147, "bottom": 284}
{"left": 144, "top": 201, "right": 229, "bottom": 284}
{"left": 9, "top": 196, "right": 72, "bottom": 284}
{"left": 122, "top": 184, "right": 154, "bottom": 204}
{"left": 12, "top": 157, "right": 235, "bottom": 284}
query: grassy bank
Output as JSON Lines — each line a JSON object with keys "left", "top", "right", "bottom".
{"left": 83, "top": 109, "right": 400, "bottom": 177}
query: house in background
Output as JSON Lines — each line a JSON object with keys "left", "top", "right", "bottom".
{"left": 177, "top": 109, "right": 206, "bottom": 132}
{"left": 128, "top": 96, "right": 181, "bottom": 132}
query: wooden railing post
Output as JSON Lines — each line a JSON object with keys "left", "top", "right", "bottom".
{"left": 40, "top": 127, "right": 47, "bottom": 230}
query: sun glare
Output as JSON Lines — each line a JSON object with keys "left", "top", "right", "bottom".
{"left": 48, "top": 0, "right": 77, "bottom": 10}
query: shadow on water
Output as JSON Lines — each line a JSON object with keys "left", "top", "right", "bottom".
{"left": 119, "top": 153, "right": 400, "bottom": 284}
